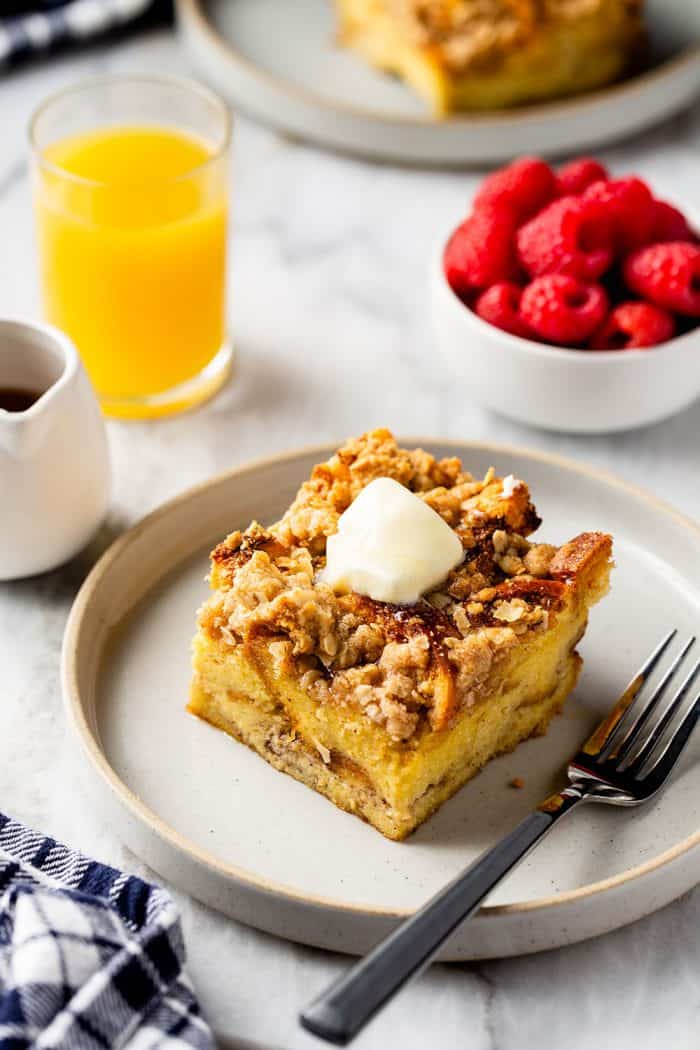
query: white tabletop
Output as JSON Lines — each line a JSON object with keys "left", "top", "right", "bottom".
{"left": 1, "top": 27, "right": 699, "bottom": 1050}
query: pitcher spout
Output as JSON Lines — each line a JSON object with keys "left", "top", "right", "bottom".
{"left": 0, "top": 412, "right": 34, "bottom": 458}
{"left": 0, "top": 317, "right": 77, "bottom": 459}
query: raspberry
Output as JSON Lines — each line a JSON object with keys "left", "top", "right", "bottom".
{"left": 590, "top": 302, "right": 676, "bottom": 350}
{"left": 516, "top": 196, "right": 613, "bottom": 281}
{"left": 474, "top": 282, "right": 532, "bottom": 339}
{"left": 556, "top": 157, "right": 608, "bottom": 196}
{"left": 624, "top": 242, "right": 700, "bottom": 316}
{"left": 583, "top": 177, "right": 655, "bottom": 254}
{"left": 520, "top": 275, "right": 608, "bottom": 345}
{"left": 473, "top": 157, "right": 557, "bottom": 222}
{"left": 651, "top": 200, "right": 695, "bottom": 243}
{"left": 444, "top": 205, "right": 519, "bottom": 297}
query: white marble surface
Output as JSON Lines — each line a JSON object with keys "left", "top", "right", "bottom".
{"left": 1, "top": 27, "right": 700, "bottom": 1050}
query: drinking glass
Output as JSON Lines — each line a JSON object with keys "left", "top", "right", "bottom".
{"left": 30, "top": 75, "right": 232, "bottom": 419}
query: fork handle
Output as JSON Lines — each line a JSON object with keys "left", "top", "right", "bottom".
{"left": 301, "top": 788, "right": 584, "bottom": 1046}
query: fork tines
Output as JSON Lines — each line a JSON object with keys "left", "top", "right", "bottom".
{"left": 580, "top": 629, "right": 700, "bottom": 789}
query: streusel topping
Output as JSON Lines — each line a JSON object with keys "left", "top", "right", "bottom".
{"left": 385, "top": 0, "right": 643, "bottom": 73}
{"left": 200, "top": 430, "right": 607, "bottom": 742}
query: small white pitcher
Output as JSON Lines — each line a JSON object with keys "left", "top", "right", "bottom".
{"left": 0, "top": 319, "right": 110, "bottom": 580}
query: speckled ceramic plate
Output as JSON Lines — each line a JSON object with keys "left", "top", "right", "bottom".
{"left": 62, "top": 442, "right": 700, "bottom": 959}
{"left": 176, "top": 0, "right": 700, "bottom": 165}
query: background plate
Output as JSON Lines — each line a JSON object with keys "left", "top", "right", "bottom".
{"left": 177, "top": 0, "right": 700, "bottom": 165}
{"left": 62, "top": 442, "right": 700, "bottom": 959}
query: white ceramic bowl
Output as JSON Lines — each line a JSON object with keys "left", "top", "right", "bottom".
{"left": 430, "top": 222, "right": 700, "bottom": 434}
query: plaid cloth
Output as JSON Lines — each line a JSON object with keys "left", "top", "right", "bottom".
{"left": 0, "top": 812, "right": 214, "bottom": 1050}
{"left": 0, "top": 1, "right": 172, "bottom": 67}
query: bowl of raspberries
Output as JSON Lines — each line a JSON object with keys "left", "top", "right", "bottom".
{"left": 431, "top": 155, "right": 700, "bottom": 433}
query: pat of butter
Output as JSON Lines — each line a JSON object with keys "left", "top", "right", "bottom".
{"left": 500, "top": 474, "right": 521, "bottom": 499}
{"left": 322, "top": 477, "right": 464, "bottom": 605}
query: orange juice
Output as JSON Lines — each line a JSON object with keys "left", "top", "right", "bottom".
{"left": 34, "top": 124, "right": 228, "bottom": 417}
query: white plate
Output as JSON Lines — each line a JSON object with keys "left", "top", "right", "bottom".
{"left": 176, "top": 0, "right": 700, "bottom": 165}
{"left": 62, "top": 442, "right": 700, "bottom": 959}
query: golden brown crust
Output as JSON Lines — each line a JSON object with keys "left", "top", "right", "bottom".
{"left": 199, "top": 430, "right": 613, "bottom": 742}
{"left": 550, "top": 530, "right": 614, "bottom": 581}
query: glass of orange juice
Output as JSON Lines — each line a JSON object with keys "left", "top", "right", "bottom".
{"left": 29, "top": 75, "right": 231, "bottom": 419}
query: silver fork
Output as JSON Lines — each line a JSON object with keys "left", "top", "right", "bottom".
{"left": 300, "top": 629, "right": 700, "bottom": 1046}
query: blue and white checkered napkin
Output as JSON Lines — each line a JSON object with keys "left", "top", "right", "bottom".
{"left": 0, "top": 812, "right": 214, "bottom": 1050}
{"left": 0, "top": 1, "right": 171, "bottom": 68}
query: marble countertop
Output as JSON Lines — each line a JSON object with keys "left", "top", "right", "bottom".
{"left": 1, "top": 27, "right": 700, "bottom": 1050}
